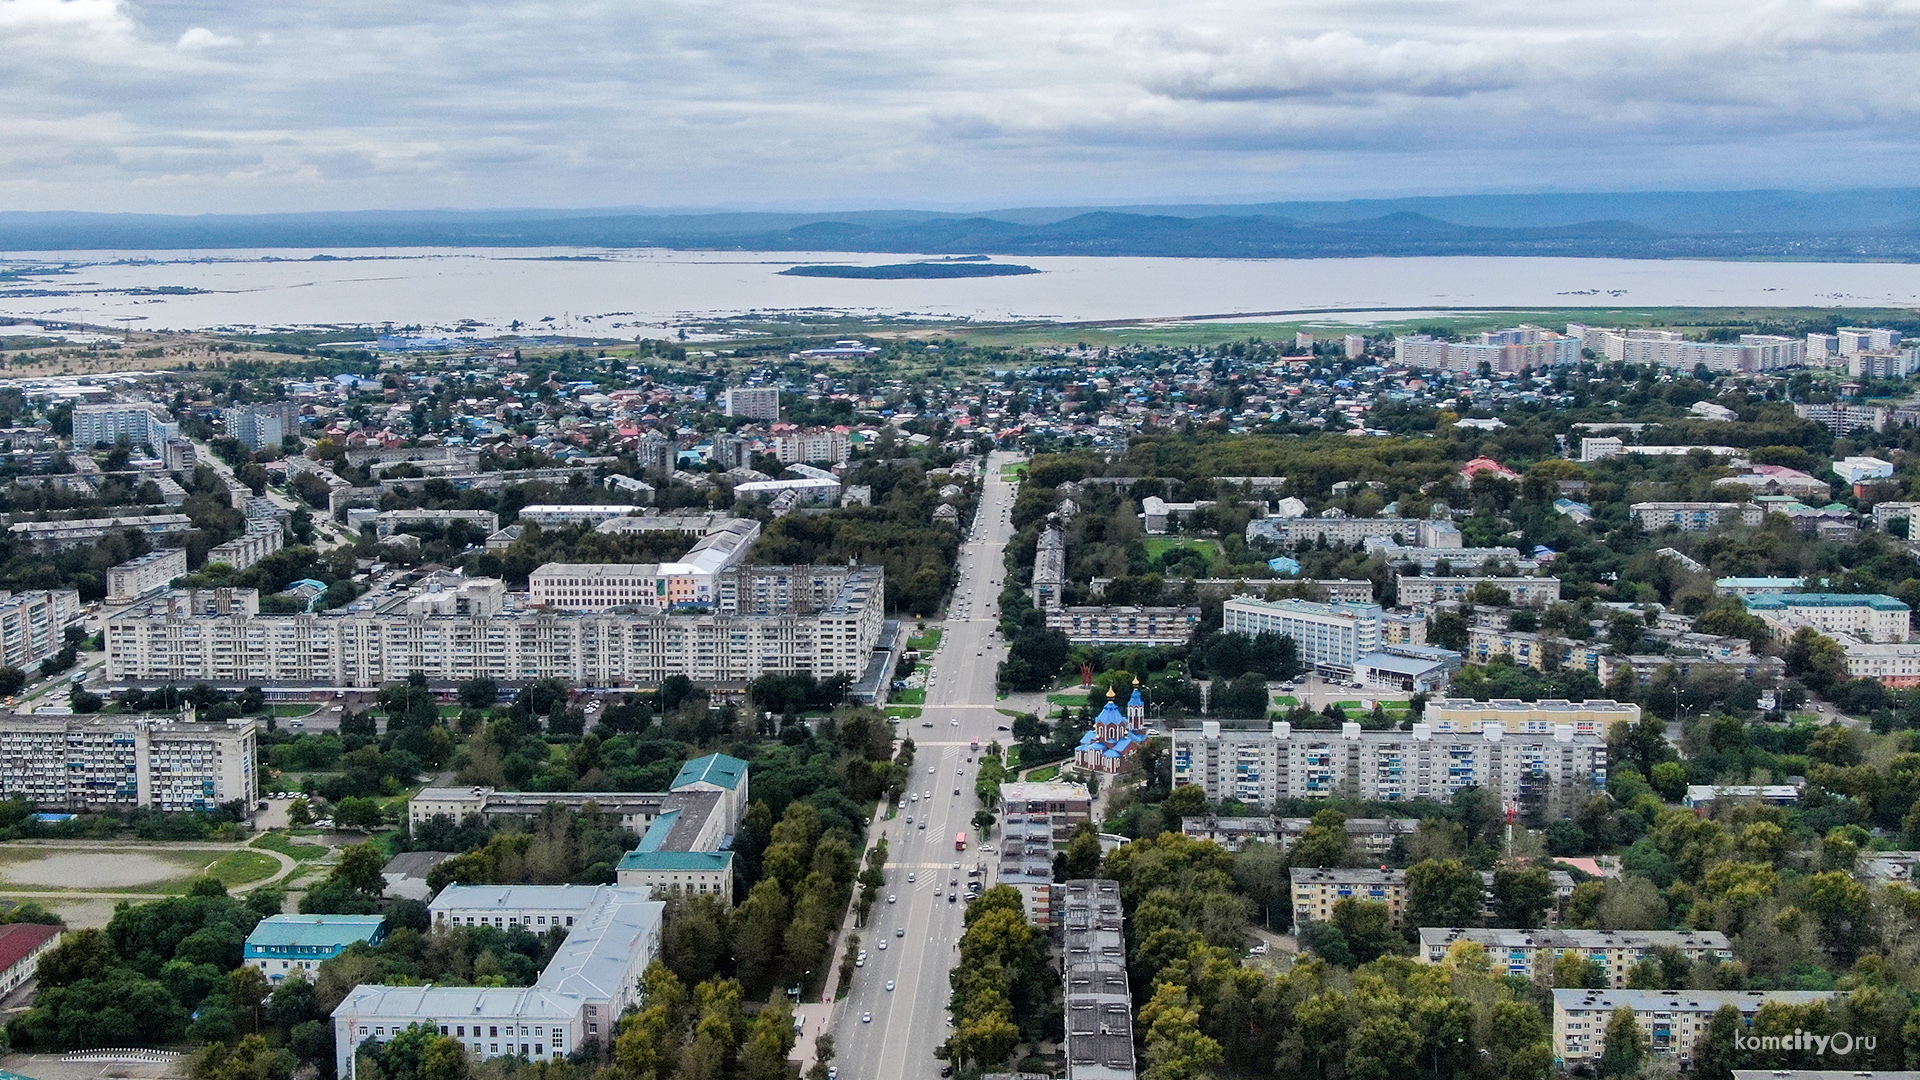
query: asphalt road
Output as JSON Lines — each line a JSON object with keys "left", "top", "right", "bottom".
{"left": 833, "top": 452, "right": 1021, "bottom": 1080}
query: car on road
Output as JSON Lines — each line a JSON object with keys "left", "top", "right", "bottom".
{"left": 888, "top": 894, "right": 896, "bottom": 903}
{"left": 862, "top": 1012, "right": 872, "bottom": 1023}
{"left": 950, "top": 718, "right": 959, "bottom": 726}
{"left": 954, "top": 788, "right": 960, "bottom": 795}
{"left": 948, "top": 893, "right": 956, "bottom": 902}
{"left": 995, "top": 724, "right": 1008, "bottom": 731}
{"left": 907, "top": 872, "right": 916, "bottom": 881}
{"left": 857, "top": 951, "right": 867, "bottom": 965}
{"left": 829, "top": 1070, "right": 838, "bottom": 1080}
{"left": 905, "top": 814, "right": 913, "bottom": 823}
{"left": 1250, "top": 944, "right": 1269, "bottom": 955}
{"left": 952, "top": 861, "right": 961, "bottom": 869}
{"left": 886, "top": 980, "right": 895, "bottom": 992}
{"left": 921, "top": 721, "right": 932, "bottom": 728}
{"left": 918, "top": 822, "right": 926, "bottom": 829}
{"left": 896, "top": 927, "right": 905, "bottom": 937}
{"left": 878, "top": 940, "right": 886, "bottom": 950}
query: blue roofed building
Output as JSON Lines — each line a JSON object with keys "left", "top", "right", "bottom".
{"left": 246, "top": 914, "right": 386, "bottom": 982}
{"left": 1074, "top": 682, "right": 1151, "bottom": 776}
{"left": 670, "top": 752, "right": 750, "bottom": 835}
{"left": 607, "top": 753, "right": 749, "bottom": 902}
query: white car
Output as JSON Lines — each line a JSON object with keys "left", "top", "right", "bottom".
{"left": 907, "top": 872, "right": 916, "bottom": 882}
{"left": 1250, "top": 944, "right": 1269, "bottom": 955}
{"left": 862, "top": 1012, "right": 872, "bottom": 1024}
{"left": 951, "top": 718, "right": 959, "bottom": 726}
{"left": 888, "top": 894, "right": 896, "bottom": 904}
{"left": 878, "top": 940, "right": 887, "bottom": 950}
{"left": 886, "top": 980, "right": 895, "bottom": 992}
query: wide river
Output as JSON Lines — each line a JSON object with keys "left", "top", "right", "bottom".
{"left": 2, "top": 247, "right": 1918, "bottom": 339}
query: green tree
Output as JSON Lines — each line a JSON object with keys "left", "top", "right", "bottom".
{"left": 1597, "top": 1007, "right": 1646, "bottom": 1079}
{"left": 1406, "top": 858, "right": 1484, "bottom": 928}
{"left": 1065, "top": 823, "right": 1104, "bottom": 879}
{"left": 1490, "top": 864, "right": 1555, "bottom": 929}
{"left": 1690, "top": 1004, "right": 1748, "bottom": 1080}
{"left": 1552, "top": 950, "right": 1606, "bottom": 989}
{"left": 1330, "top": 898, "right": 1400, "bottom": 963}
{"left": 1649, "top": 761, "right": 1688, "bottom": 802}
{"left": 1346, "top": 1013, "right": 1420, "bottom": 1080}
{"left": 1288, "top": 810, "right": 1352, "bottom": 869}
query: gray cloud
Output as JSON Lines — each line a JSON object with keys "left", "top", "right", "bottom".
{"left": 0, "top": 0, "right": 1915, "bottom": 212}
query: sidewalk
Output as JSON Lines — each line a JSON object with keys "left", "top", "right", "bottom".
{"left": 791, "top": 795, "right": 891, "bottom": 1074}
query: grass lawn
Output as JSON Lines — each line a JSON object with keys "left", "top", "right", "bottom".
{"left": 1334, "top": 700, "right": 1365, "bottom": 711}
{"left": 908, "top": 627, "right": 943, "bottom": 652}
{"left": 1026, "top": 764, "right": 1060, "bottom": 782}
{"left": 1144, "top": 537, "right": 1222, "bottom": 560}
{"left": 1271, "top": 695, "right": 1300, "bottom": 708}
{"left": 1000, "top": 463, "right": 1027, "bottom": 481}
{"left": 894, "top": 687, "right": 926, "bottom": 705}
{"left": 188, "top": 850, "right": 283, "bottom": 890}
{"left": 885, "top": 705, "right": 923, "bottom": 719}
{"left": 1048, "top": 692, "right": 1089, "bottom": 707}
{"left": 253, "top": 833, "right": 328, "bottom": 860}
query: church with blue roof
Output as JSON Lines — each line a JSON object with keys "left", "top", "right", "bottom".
{"left": 1075, "top": 680, "right": 1150, "bottom": 775}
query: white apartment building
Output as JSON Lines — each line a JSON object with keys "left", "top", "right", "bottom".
{"left": 1849, "top": 349, "right": 1918, "bottom": 380}
{"left": 1629, "top": 502, "right": 1764, "bottom": 532}
{"left": 1838, "top": 326, "right": 1902, "bottom": 354}
{"left": 107, "top": 567, "right": 885, "bottom": 688}
{"left": 1173, "top": 720, "right": 1606, "bottom": 817}
{"left": 224, "top": 402, "right": 302, "bottom": 451}
{"left": 772, "top": 427, "right": 851, "bottom": 465}
{"left": 0, "top": 589, "right": 83, "bottom": 670}
{"left": 1394, "top": 326, "right": 1581, "bottom": 374}
{"left": 1043, "top": 606, "right": 1200, "bottom": 646}
{"left": 1552, "top": 990, "right": 1838, "bottom": 1065}
{"left": 1395, "top": 575, "right": 1561, "bottom": 609}
{"left": 1743, "top": 592, "right": 1910, "bottom": 643}
{"left": 107, "top": 550, "right": 188, "bottom": 603}
{"left": 1247, "top": 516, "right": 1458, "bottom": 548}
{"left": 1418, "top": 928, "right": 1730, "bottom": 987}
{"left": 72, "top": 402, "right": 178, "bottom": 451}
{"left": 1424, "top": 698, "right": 1639, "bottom": 737}
{"left": 206, "top": 523, "right": 282, "bottom": 572}
{"left": 515, "top": 505, "right": 642, "bottom": 527}
{"left": 336, "top": 987, "right": 584, "bottom": 1074}
{"left": 1582, "top": 328, "right": 1804, "bottom": 373}
{"left": 721, "top": 386, "right": 780, "bottom": 421}
{"left": 9, "top": 514, "right": 196, "bottom": 553}
{"left": 0, "top": 711, "right": 256, "bottom": 811}
{"left": 731, "top": 476, "right": 842, "bottom": 504}
{"left": 360, "top": 509, "right": 501, "bottom": 537}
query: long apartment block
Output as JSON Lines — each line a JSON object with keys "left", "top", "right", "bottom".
{"left": 1062, "top": 880, "right": 1136, "bottom": 1080}
{"left": 1173, "top": 720, "right": 1606, "bottom": 817}
{"left": 1418, "top": 928, "right": 1731, "bottom": 987}
{"left": 0, "top": 710, "right": 256, "bottom": 811}
{"left": 106, "top": 565, "right": 884, "bottom": 688}
{"left": 1289, "top": 866, "right": 1576, "bottom": 934}
{"left": 1552, "top": 989, "right": 1838, "bottom": 1065}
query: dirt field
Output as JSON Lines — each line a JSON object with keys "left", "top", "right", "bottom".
{"left": 0, "top": 851, "right": 199, "bottom": 889}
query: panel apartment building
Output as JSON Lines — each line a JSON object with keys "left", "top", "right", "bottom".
{"left": 106, "top": 566, "right": 884, "bottom": 688}
{"left": 1221, "top": 596, "right": 1428, "bottom": 672}
{"left": 1573, "top": 327, "right": 1806, "bottom": 373}
{"left": 1552, "top": 989, "right": 1838, "bottom": 1066}
{"left": 1173, "top": 720, "right": 1606, "bottom": 818}
{"left": 72, "top": 402, "right": 179, "bottom": 451}
{"left": 1393, "top": 326, "right": 1582, "bottom": 374}
{"left": 1418, "top": 928, "right": 1731, "bottom": 987}
{"left": 1061, "top": 880, "right": 1136, "bottom": 1080}
{"left": 0, "top": 710, "right": 257, "bottom": 811}
{"left": 0, "top": 589, "right": 83, "bottom": 671}
{"left": 1290, "top": 866, "right": 1576, "bottom": 933}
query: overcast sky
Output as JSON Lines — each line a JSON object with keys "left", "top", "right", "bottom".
{"left": 3, "top": 0, "right": 1916, "bottom": 214}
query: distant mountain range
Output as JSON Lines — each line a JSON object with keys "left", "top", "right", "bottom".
{"left": 3, "top": 188, "right": 1920, "bottom": 259}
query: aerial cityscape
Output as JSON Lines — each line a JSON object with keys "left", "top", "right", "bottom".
{"left": 1, "top": 5, "right": 1919, "bottom": 1080}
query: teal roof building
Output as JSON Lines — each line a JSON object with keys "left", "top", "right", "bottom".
{"left": 245, "top": 914, "right": 385, "bottom": 981}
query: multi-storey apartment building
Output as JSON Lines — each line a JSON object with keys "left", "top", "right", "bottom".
{"left": 1579, "top": 328, "right": 1804, "bottom": 373}
{"left": 1222, "top": 597, "right": 1393, "bottom": 669}
{"left": 224, "top": 402, "right": 302, "bottom": 451}
{"left": 72, "top": 402, "right": 178, "bottom": 450}
{"left": 1290, "top": 866, "right": 1576, "bottom": 933}
{"left": 771, "top": 426, "right": 852, "bottom": 465}
{"left": 1552, "top": 990, "right": 1838, "bottom": 1065}
{"left": 107, "top": 549, "right": 187, "bottom": 603}
{"left": 0, "top": 711, "right": 256, "bottom": 811}
{"left": 1418, "top": 928, "right": 1731, "bottom": 987}
{"left": 1744, "top": 592, "right": 1910, "bottom": 643}
{"left": 1395, "top": 575, "right": 1562, "bottom": 609}
{"left": 1394, "top": 326, "right": 1582, "bottom": 374}
{"left": 206, "top": 522, "right": 282, "bottom": 572}
{"left": 1043, "top": 606, "right": 1201, "bottom": 645}
{"left": 528, "top": 520, "right": 759, "bottom": 611}
{"left": 998, "top": 782, "right": 1093, "bottom": 882}
{"left": 1247, "top": 516, "right": 1457, "bottom": 548}
{"left": 720, "top": 386, "right": 780, "bottom": 421}
{"left": 0, "top": 589, "right": 83, "bottom": 670}
{"left": 1173, "top": 721, "right": 1606, "bottom": 818}
{"left": 1423, "top": 698, "right": 1639, "bottom": 737}
{"left": 1630, "top": 502, "right": 1765, "bottom": 532}
{"left": 1464, "top": 626, "right": 1610, "bottom": 673}
{"left": 1181, "top": 815, "right": 1418, "bottom": 856}
{"left": 107, "top": 567, "right": 885, "bottom": 688}
{"left": 9, "top": 514, "right": 195, "bottom": 553}
{"left": 1061, "top": 880, "right": 1136, "bottom": 1080}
